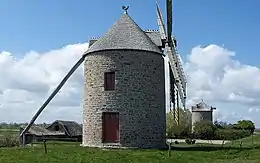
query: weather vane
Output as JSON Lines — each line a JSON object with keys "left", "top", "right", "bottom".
{"left": 122, "top": 5, "right": 129, "bottom": 14}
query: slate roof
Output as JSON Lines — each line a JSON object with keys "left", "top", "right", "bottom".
{"left": 47, "top": 120, "right": 82, "bottom": 137}
{"left": 86, "top": 13, "right": 162, "bottom": 54}
{"left": 191, "top": 101, "right": 215, "bottom": 112}
{"left": 145, "top": 30, "right": 163, "bottom": 47}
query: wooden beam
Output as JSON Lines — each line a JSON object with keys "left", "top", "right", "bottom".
{"left": 19, "top": 56, "right": 85, "bottom": 139}
{"left": 166, "top": 0, "right": 172, "bottom": 40}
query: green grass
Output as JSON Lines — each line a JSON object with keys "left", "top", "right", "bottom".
{"left": 0, "top": 129, "right": 19, "bottom": 140}
{"left": 255, "top": 129, "right": 260, "bottom": 133}
{"left": 0, "top": 135, "right": 260, "bottom": 163}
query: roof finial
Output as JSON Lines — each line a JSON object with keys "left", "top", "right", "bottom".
{"left": 122, "top": 5, "right": 129, "bottom": 14}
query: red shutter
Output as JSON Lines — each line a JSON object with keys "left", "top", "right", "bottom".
{"left": 104, "top": 72, "right": 115, "bottom": 90}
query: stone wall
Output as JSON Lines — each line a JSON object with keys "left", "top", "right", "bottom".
{"left": 82, "top": 49, "right": 166, "bottom": 149}
{"left": 192, "top": 111, "right": 213, "bottom": 131}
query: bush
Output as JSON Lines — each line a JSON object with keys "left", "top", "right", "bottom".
{"left": 185, "top": 138, "right": 192, "bottom": 144}
{"left": 214, "top": 129, "right": 251, "bottom": 140}
{"left": 236, "top": 120, "right": 255, "bottom": 134}
{"left": 185, "top": 138, "right": 196, "bottom": 145}
{"left": 193, "top": 120, "right": 217, "bottom": 140}
{"left": 166, "top": 109, "right": 192, "bottom": 139}
{"left": 0, "top": 136, "right": 20, "bottom": 148}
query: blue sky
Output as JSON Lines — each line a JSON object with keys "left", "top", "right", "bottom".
{"left": 1, "top": 1, "right": 260, "bottom": 126}
{"left": 0, "top": 0, "right": 259, "bottom": 66}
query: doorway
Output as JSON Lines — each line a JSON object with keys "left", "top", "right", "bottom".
{"left": 102, "top": 112, "right": 119, "bottom": 143}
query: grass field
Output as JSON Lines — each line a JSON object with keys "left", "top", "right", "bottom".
{"left": 255, "top": 129, "right": 260, "bottom": 134}
{"left": 0, "top": 135, "right": 260, "bottom": 163}
{"left": 0, "top": 129, "right": 19, "bottom": 140}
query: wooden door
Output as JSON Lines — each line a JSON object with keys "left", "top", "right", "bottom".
{"left": 102, "top": 112, "right": 119, "bottom": 143}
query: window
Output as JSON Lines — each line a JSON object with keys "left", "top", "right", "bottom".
{"left": 104, "top": 72, "right": 115, "bottom": 90}
{"left": 54, "top": 125, "right": 60, "bottom": 131}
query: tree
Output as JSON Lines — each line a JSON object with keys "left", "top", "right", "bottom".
{"left": 214, "top": 121, "right": 231, "bottom": 129}
{"left": 193, "top": 120, "right": 217, "bottom": 140}
{"left": 214, "top": 121, "right": 223, "bottom": 129}
{"left": 166, "top": 108, "right": 192, "bottom": 138}
{"left": 236, "top": 120, "right": 255, "bottom": 134}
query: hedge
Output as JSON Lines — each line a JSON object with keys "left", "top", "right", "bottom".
{"left": 167, "top": 129, "right": 252, "bottom": 140}
{"left": 213, "top": 129, "right": 251, "bottom": 140}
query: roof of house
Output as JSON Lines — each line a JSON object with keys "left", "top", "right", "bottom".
{"left": 85, "top": 13, "right": 162, "bottom": 55}
{"left": 20, "top": 125, "right": 65, "bottom": 136}
{"left": 47, "top": 120, "right": 82, "bottom": 137}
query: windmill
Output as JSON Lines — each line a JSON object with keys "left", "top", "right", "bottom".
{"left": 156, "top": 0, "right": 187, "bottom": 125}
{"left": 19, "top": 0, "right": 187, "bottom": 148}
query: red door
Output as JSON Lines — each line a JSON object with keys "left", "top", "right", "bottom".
{"left": 102, "top": 112, "right": 119, "bottom": 143}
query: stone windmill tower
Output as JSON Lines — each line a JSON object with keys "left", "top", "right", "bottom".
{"left": 82, "top": 9, "right": 166, "bottom": 149}
{"left": 20, "top": 1, "right": 187, "bottom": 149}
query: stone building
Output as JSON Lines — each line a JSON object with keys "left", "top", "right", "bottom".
{"left": 191, "top": 101, "right": 216, "bottom": 131}
{"left": 82, "top": 11, "right": 166, "bottom": 149}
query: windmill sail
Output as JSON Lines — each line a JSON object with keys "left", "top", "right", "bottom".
{"left": 165, "top": 44, "right": 186, "bottom": 108}
{"left": 171, "top": 42, "right": 187, "bottom": 99}
{"left": 156, "top": 0, "right": 187, "bottom": 111}
{"left": 169, "top": 63, "right": 175, "bottom": 104}
{"left": 156, "top": 2, "right": 166, "bottom": 41}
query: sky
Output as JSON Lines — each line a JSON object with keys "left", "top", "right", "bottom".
{"left": 0, "top": 0, "right": 260, "bottom": 127}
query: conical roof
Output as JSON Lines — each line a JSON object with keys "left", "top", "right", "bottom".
{"left": 86, "top": 13, "right": 162, "bottom": 54}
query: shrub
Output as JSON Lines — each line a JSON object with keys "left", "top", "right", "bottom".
{"left": 185, "top": 138, "right": 196, "bottom": 145}
{"left": 0, "top": 136, "right": 20, "bottom": 148}
{"left": 214, "top": 129, "right": 251, "bottom": 140}
{"left": 193, "top": 120, "right": 217, "bottom": 140}
{"left": 236, "top": 120, "right": 255, "bottom": 134}
{"left": 185, "top": 138, "right": 192, "bottom": 144}
{"left": 166, "top": 109, "right": 192, "bottom": 139}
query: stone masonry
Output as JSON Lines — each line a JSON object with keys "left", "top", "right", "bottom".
{"left": 82, "top": 49, "right": 166, "bottom": 149}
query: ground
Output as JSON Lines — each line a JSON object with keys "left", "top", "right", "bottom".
{"left": 0, "top": 129, "right": 260, "bottom": 163}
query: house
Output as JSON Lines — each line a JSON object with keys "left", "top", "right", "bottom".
{"left": 46, "top": 120, "right": 82, "bottom": 141}
{"left": 19, "top": 120, "right": 82, "bottom": 145}
{"left": 19, "top": 125, "right": 65, "bottom": 144}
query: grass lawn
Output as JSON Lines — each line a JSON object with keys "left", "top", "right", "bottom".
{"left": 0, "top": 135, "right": 260, "bottom": 163}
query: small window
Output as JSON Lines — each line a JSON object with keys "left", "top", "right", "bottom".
{"left": 54, "top": 125, "right": 60, "bottom": 131}
{"left": 104, "top": 72, "right": 115, "bottom": 90}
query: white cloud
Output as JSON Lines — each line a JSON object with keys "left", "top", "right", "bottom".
{"left": 248, "top": 107, "right": 260, "bottom": 113}
{"left": 185, "top": 45, "right": 260, "bottom": 107}
{"left": 183, "top": 44, "right": 260, "bottom": 126}
{"left": 0, "top": 43, "right": 88, "bottom": 123}
{"left": 0, "top": 43, "right": 260, "bottom": 127}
